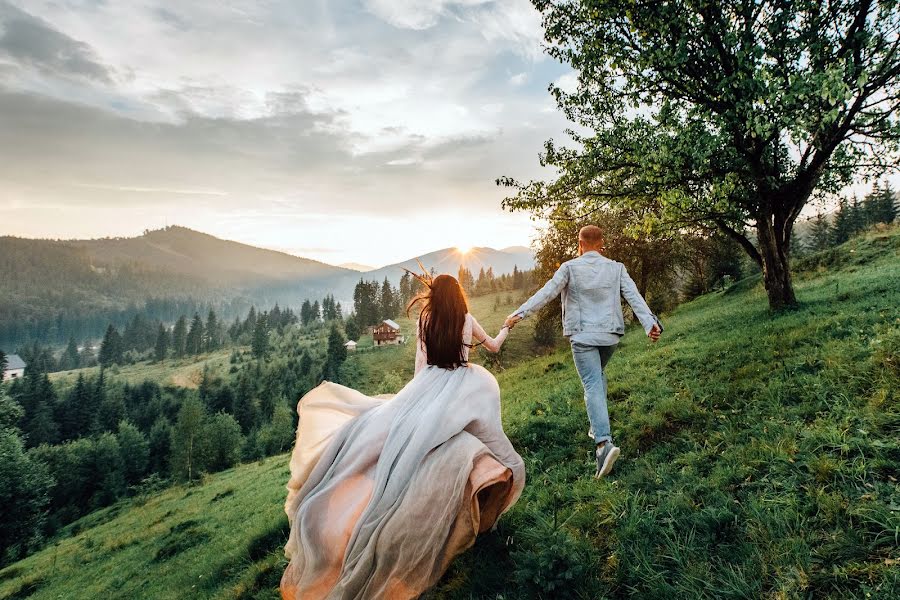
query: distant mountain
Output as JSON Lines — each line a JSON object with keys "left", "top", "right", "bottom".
{"left": 70, "top": 226, "right": 352, "bottom": 285}
{"left": 0, "top": 226, "right": 354, "bottom": 347}
{"left": 328, "top": 246, "right": 535, "bottom": 302}
{"left": 500, "top": 245, "right": 532, "bottom": 254}
{"left": 339, "top": 262, "right": 377, "bottom": 272}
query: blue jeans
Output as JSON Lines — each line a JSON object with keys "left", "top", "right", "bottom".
{"left": 571, "top": 343, "right": 617, "bottom": 444}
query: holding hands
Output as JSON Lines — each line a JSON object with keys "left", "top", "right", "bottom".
{"left": 504, "top": 313, "right": 523, "bottom": 330}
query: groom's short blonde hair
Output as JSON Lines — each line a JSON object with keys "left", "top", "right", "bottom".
{"left": 578, "top": 225, "right": 604, "bottom": 248}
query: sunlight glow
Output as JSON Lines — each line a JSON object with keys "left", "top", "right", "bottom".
{"left": 456, "top": 245, "right": 474, "bottom": 255}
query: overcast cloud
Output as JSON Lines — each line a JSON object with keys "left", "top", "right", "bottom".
{"left": 0, "top": 0, "right": 571, "bottom": 265}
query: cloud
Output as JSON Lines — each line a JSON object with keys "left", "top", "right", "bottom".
{"left": 0, "top": 0, "right": 573, "bottom": 264}
{"left": 362, "top": 0, "right": 491, "bottom": 30}
{"left": 509, "top": 72, "right": 528, "bottom": 86}
{"left": 0, "top": 1, "right": 113, "bottom": 83}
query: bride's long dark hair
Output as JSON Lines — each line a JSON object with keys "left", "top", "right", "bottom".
{"left": 407, "top": 273, "right": 469, "bottom": 370}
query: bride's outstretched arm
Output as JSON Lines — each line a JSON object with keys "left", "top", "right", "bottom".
{"left": 471, "top": 316, "right": 508, "bottom": 353}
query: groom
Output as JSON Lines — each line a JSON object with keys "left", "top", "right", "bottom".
{"left": 505, "top": 225, "right": 662, "bottom": 479}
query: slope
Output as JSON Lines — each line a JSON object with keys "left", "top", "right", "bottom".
{"left": 1, "top": 226, "right": 897, "bottom": 599}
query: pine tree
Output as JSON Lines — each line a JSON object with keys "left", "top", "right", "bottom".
{"left": 345, "top": 314, "right": 361, "bottom": 341}
{"left": 380, "top": 278, "right": 395, "bottom": 320}
{"left": 251, "top": 313, "right": 269, "bottom": 359}
{"left": 847, "top": 195, "right": 866, "bottom": 237}
{"left": 809, "top": 212, "right": 832, "bottom": 252}
{"left": 300, "top": 299, "right": 313, "bottom": 326}
{"left": 61, "top": 337, "right": 80, "bottom": 371}
{"left": 172, "top": 315, "right": 187, "bottom": 358}
{"left": 98, "top": 325, "right": 123, "bottom": 367}
{"left": 831, "top": 198, "right": 852, "bottom": 246}
{"left": 324, "top": 324, "right": 347, "bottom": 382}
{"left": 311, "top": 300, "right": 321, "bottom": 324}
{"left": 205, "top": 309, "right": 219, "bottom": 351}
{"left": 154, "top": 323, "right": 170, "bottom": 362}
{"left": 186, "top": 313, "right": 204, "bottom": 355}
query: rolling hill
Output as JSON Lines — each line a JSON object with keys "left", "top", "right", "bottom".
{"left": 1, "top": 226, "right": 896, "bottom": 599}
{"left": 68, "top": 226, "right": 352, "bottom": 285}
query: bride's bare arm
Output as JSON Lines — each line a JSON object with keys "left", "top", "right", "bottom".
{"left": 471, "top": 315, "right": 508, "bottom": 352}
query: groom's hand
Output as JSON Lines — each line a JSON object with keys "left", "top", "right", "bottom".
{"left": 504, "top": 314, "right": 523, "bottom": 329}
{"left": 648, "top": 324, "right": 661, "bottom": 342}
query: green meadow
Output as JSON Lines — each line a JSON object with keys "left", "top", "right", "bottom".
{"left": 2, "top": 227, "right": 897, "bottom": 599}
{"left": 49, "top": 348, "right": 242, "bottom": 390}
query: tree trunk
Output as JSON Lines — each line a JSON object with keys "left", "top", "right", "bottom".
{"left": 756, "top": 218, "right": 797, "bottom": 310}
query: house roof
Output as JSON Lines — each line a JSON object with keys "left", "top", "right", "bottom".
{"left": 4, "top": 354, "right": 25, "bottom": 370}
{"left": 382, "top": 319, "right": 401, "bottom": 330}
{"left": 344, "top": 340, "right": 357, "bottom": 347}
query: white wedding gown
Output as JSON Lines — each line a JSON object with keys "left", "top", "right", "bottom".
{"left": 281, "top": 314, "right": 524, "bottom": 599}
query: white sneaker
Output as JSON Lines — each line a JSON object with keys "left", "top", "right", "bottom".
{"left": 595, "top": 443, "right": 620, "bottom": 479}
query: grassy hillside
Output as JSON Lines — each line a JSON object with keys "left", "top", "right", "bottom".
{"left": 49, "top": 348, "right": 241, "bottom": 390}
{"left": 1, "top": 227, "right": 897, "bottom": 599}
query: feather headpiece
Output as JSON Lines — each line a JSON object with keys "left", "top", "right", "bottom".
{"left": 401, "top": 258, "right": 434, "bottom": 289}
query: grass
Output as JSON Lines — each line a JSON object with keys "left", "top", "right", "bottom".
{"left": 49, "top": 348, "right": 242, "bottom": 389}
{"left": 2, "top": 226, "right": 898, "bottom": 599}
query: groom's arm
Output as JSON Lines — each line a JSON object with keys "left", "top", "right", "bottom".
{"left": 619, "top": 264, "right": 660, "bottom": 335}
{"left": 509, "top": 263, "right": 569, "bottom": 321}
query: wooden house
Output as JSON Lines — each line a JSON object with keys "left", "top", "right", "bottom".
{"left": 373, "top": 319, "right": 405, "bottom": 347}
{"left": 344, "top": 340, "right": 358, "bottom": 352}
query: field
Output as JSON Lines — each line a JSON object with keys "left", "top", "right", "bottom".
{"left": 2, "top": 226, "right": 898, "bottom": 599}
{"left": 50, "top": 349, "right": 242, "bottom": 390}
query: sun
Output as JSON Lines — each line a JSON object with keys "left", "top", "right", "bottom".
{"left": 456, "top": 245, "right": 473, "bottom": 255}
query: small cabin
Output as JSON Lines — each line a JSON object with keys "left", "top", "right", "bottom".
{"left": 344, "top": 340, "right": 358, "bottom": 352}
{"left": 373, "top": 319, "right": 405, "bottom": 347}
{"left": 2, "top": 354, "right": 25, "bottom": 382}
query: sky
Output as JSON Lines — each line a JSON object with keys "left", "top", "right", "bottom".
{"left": 0, "top": 0, "right": 577, "bottom": 267}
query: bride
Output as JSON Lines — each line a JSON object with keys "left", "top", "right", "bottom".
{"left": 281, "top": 273, "right": 525, "bottom": 599}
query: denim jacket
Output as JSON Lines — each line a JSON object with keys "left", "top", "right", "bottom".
{"left": 514, "top": 251, "right": 659, "bottom": 337}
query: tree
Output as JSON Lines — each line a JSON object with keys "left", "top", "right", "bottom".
{"left": 324, "top": 323, "right": 347, "bottom": 382}
{"left": 117, "top": 420, "right": 149, "bottom": 485}
{"left": 205, "top": 309, "right": 220, "bottom": 351}
{"left": 380, "top": 278, "right": 395, "bottom": 320}
{"left": 0, "top": 426, "right": 53, "bottom": 563}
{"left": 300, "top": 300, "right": 313, "bottom": 326}
{"left": 92, "top": 432, "right": 126, "bottom": 506}
{"left": 809, "top": 212, "right": 832, "bottom": 253}
{"left": 172, "top": 315, "right": 187, "bottom": 358}
{"left": 60, "top": 337, "right": 80, "bottom": 371}
{"left": 98, "top": 324, "right": 123, "bottom": 367}
{"left": 148, "top": 417, "right": 172, "bottom": 476}
{"left": 831, "top": 198, "right": 853, "bottom": 245}
{"left": 170, "top": 397, "right": 206, "bottom": 482}
{"left": 0, "top": 349, "right": 6, "bottom": 377}
{"left": 154, "top": 323, "right": 170, "bottom": 362}
{"left": 186, "top": 313, "right": 204, "bottom": 356}
{"left": 202, "top": 412, "right": 243, "bottom": 472}
{"left": 261, "top": 403, "right": 296, "bottom": 455}
{"left": 864, "top": 180, "right": 898, "bottom": 225}
{"left": 502, "top": 0, "right": 900, "bottom": 310}
{"left": 251, "top": 313, "right": 269, "bottom": 360}
{"left": 344, "top": 314, "right": 361, "bottom": 341}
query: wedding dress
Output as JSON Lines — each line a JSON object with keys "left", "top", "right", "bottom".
{"left": 281, "top": 314, "right": 524, "bottom": 599}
